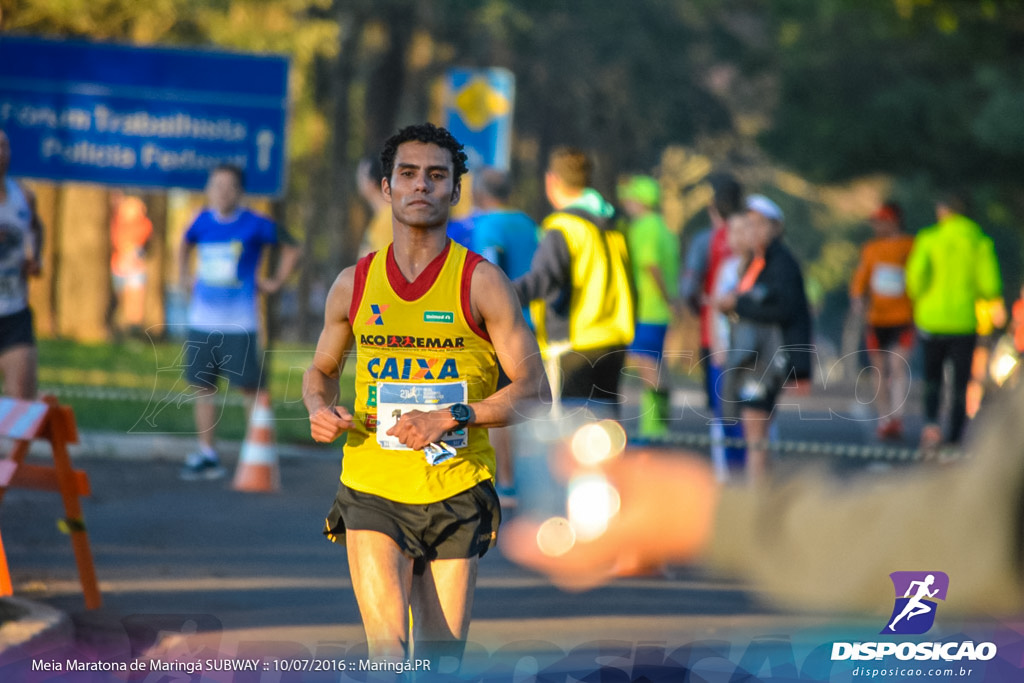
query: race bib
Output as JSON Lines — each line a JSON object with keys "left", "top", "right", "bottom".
{"left": 871, "top": 264, "right": 906, "bottom": 298}
{"left": 197, "top": 242, "right": 243, "bottom": 287}
{"left": 376, "top": 380, "right": 468, "bottom": 451}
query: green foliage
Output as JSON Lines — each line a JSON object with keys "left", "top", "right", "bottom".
{"left": 36, "top": 338, "right": 353, "bottom": 443}
{"left": 761, "top": 0, "right": 1024, "bottom": 188}
{"left": 7, "top": 0, "right": 1024, "bottom": 344}
{"left": 434, "top": 0, "right": 735, "bottom": 196}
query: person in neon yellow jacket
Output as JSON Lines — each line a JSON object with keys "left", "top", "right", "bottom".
{"left": 906, "top": 193, "right": 1002, "bottom": 448}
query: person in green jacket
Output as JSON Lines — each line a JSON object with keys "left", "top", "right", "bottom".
{"left": 906, "top": 192, "right": 1002, "bottom": 448}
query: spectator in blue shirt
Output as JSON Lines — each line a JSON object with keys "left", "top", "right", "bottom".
{"left": 471, "top": 167, "right": 540, "bottom": 282}
{"left": 471, "top": 166, "right": 539, "bottom": 505}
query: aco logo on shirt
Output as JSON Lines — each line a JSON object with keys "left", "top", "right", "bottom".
{"left": 360, "top": 334, "right": 465, "bottom": 349}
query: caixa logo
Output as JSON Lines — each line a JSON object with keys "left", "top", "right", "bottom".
{"left": 882, "top": 571, "right": 948, "bottom": 635}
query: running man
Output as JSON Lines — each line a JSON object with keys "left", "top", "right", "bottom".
{"left": 303, "top": 123, "right": 548, "bottom": 666}
{"left": 176, "top": 164, "right": 302, "bottom": 479}
{"left": 0, "top": 129, "right": 43, "bottom": 399}
{"left": 888, "top": 574, "right": 939, "bottom": 631}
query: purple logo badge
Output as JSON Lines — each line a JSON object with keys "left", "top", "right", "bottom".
{"left": 882, "top": 571, "right": 949, "bottom": 635}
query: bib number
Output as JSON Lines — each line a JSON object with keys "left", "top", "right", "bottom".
{"left": 375, "top": 380, "right": 468, "bottom": 452}
{"left": 197, "top": 242, "right": 243, "bottom": 287}
{"left": 870, "top": 264, "right": 906, "bottom": 298}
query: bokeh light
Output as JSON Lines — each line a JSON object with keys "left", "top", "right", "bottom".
{"left": 570, "top": 420, "right": 627, "bottom": 466}
{"left": 566, "top": 474, "right": 621, "bottom": 541}
{"left": 536, "top": 517, "right": 576, "bottom": 557}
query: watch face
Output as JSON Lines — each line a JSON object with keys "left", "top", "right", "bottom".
{"left": 451, "top": 403, "right": 470, "bottom": 425}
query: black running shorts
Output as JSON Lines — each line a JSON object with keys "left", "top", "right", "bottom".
{"left": 323, "top": 479, "right": 501, "bottom": 575}
{"left": 183, "top": 328, "right": 265, "bottom": 391}
{"left": 0, "top": 308, "right": 35, "bottom": 355}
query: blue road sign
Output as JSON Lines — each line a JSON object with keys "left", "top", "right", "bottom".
{"left": 0, "top": 36, "right": 289, "bottom": 195}
{"left": 443, "top": 68, "right": 515, "bottom": 171}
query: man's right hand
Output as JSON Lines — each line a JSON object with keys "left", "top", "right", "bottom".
{"left": 309, "top": 405, "right": 354, "bottom": 443}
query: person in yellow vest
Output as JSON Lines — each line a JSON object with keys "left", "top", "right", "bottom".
{"left": 513, "top": 147, "right": 634, "bottom": 414}
{"left": 303, "top": 123, "right": 548, "bottom": 668}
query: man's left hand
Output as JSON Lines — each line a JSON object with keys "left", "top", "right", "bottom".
{"left": 386, "top": 409, "right": 457, "bottom": 451}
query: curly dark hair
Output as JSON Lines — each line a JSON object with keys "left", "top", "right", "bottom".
{"left": 379, "top": 122, "right": 469, "bottom": 184}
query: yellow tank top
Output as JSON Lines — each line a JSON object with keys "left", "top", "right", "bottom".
{"left": 343, "top": 241, "right": 498, "bottom": 504}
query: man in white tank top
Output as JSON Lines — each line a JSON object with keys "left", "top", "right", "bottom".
{"left": 0, "top": 130, "right": 43, "bottom": 398}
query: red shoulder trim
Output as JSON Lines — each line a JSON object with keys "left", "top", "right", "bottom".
{"left": 462, "top": 250, "right": 491, "bottom": 342}
{"left": 386, "top": 241, "right": 451, "bottom": 301}
{"left": 349, "top": 251, "right": 376, "bottom": 323}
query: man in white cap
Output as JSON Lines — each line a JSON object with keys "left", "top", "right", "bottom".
{"left": 715, "top": 194, "right": 812, "bottom": 481}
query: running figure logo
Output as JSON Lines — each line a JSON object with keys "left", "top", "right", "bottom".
{"left": 882, "top": 571, "right": 949, "bottom": 635}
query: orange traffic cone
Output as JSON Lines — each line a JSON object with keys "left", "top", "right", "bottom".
{"left": 232, "top": 392, "right": 280, "bottom": 493}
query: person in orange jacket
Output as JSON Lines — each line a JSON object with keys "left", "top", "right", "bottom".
{"left": 850, "top": 201, "right": 915, "bottom": 441}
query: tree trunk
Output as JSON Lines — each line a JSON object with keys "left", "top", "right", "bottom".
{"left": 143, "top": 192, "right": 168, "bottom": 334}
{"left": 55, "top": 184, "right": 111, "bottom": 342}
{"left": 364, "top": 2, "right": 416, "bottom": 151}
{"left": 324, "top": 6, "right": 368, "bottom": 276}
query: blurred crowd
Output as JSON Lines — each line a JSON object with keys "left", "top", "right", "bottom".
{"left": 3, "top": 123, "right": 1022, "bottom": 489}
{"left": 410, "top": 149, "right": 1015, "bottom": 491}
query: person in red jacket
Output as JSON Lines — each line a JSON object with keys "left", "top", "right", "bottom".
{"left": 680, "top": 175, "right": 743, "bottom": 408}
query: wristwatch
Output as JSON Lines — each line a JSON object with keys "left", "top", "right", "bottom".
{"left": 449, "top": 403, "right": 473, "bottom": 429}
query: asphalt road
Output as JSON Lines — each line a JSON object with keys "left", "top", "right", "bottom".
{"left": 0, "top": 392, "right": 988, "bottom": 681}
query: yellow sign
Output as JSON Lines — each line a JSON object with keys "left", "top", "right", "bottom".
{"left": 453, "top": 76, "right": 511, "bottom": 131}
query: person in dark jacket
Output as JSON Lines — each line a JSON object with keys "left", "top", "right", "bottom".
{"left": 715, "top": 194, "right": 812, "bottom": 481}
{"left": 513, "top": 147, "right": 634, "bottom": 414}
